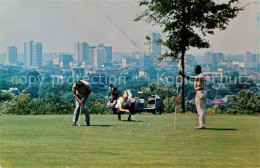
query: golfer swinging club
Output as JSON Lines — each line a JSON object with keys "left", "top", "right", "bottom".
{"left": 72, "top": 80, "right": 91, "bottom": 126}
{"left": 178, "top": 65, "right": 207, "bottom": 129}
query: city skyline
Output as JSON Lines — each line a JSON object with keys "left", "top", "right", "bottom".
{"left": 0, "top": 0, "right": 258, "bottom": 55}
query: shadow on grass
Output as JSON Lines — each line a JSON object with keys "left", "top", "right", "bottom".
{"left": 205, "top": 128, "right": 238, "bottom": 131}
{"left": 88, "top": 125, "right": 114, "bottom": 127}
{"left": 120, "top": 120, "right": 146, "bottom": 122}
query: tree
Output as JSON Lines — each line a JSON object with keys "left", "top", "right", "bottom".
{"left": 227, "top": 90, "right": 260, "bottom": 115}
{"left": 135, "top": 0, "right": 243, "bottom": 112}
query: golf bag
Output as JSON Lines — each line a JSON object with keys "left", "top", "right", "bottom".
{"left": 106, "top": 83, "right": 119, "bottom": 112}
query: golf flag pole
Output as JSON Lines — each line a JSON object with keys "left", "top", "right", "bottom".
{"left": 174, "top": 59, "right": 181, "bottom": 131}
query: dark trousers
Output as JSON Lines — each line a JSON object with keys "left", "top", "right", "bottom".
{"left": 116, "top": 103, "right": 135, "bottom": 119}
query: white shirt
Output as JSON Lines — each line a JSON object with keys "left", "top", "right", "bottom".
{"left": 115, "top": 97, "right": 133, "bottom": 109}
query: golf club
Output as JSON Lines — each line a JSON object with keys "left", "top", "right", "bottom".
{"left": 78, "top": 105, "right": 82, "bottom": 127}
{"left": 129, "top": 112, "right": 138, "bottom": 123}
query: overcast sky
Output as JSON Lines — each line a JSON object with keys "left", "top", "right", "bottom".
{"left": 0, "top": 0, "right": 258, "bottom": 55}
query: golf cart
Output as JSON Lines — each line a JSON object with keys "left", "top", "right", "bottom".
{"left": 106, "top": 86, "right": 163, "bottom": 114}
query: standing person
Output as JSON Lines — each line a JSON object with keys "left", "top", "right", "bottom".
{"left": 115, "top": 91, "right": 136, "bottom": 121}
{"left": 178, "top": 65, "right": 207, "bottom": 129}
{"left": 72, "top": 80, "right": 91, "bottom": 126}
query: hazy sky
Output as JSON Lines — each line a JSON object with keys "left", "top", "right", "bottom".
{"left": 0, "top": 0, "right": 258, "bottom": 55}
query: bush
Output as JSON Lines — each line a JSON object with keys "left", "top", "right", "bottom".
{"left": 185, "top": 101, "right": 197, "bottom": 113}
{"left": 226, "top": 90, "right": 260, "bottom": 115}
{"left": 0, "top": 90, "right": 111, "bottom": 115}
{"left": 163, "top": 96, "right": 175, "bottom": 113}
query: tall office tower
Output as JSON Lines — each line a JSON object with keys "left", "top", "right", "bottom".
{"left": 24, "top": 41, "right": 42, "bottom": 67}
{"left": 105, "top": 46, "right": 112, "bottom": 63}
{"left": 24, "top": 41, "right": 33, "bottom": 67}
{"left": 151, "top": 32, "right": 161, "bottom": 66}
{"left": 74, "top": 41, "right": 89, "bottom": 63}
{"left": 88, "top": 46, "right": 96, "bottom": 66}
{"left": 32, "top": 42, "right": 42, "bottom": 66}
{"left": 243, "top": 51, "right": 258, "bottom": 68}
{"left": 94, "top": 44, "right": 107, "bottom": 68}
{"left": 81, "top": 42, "right": 89, "bottom": 61}
{"left": 6, "top": 46, "right": 17, "bottom": 65}
{"left": 202, "top": 52, "right": 223, "bottom": 65}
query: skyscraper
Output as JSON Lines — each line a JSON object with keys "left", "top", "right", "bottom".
{"left": 202, "top": 52, "right": 223, "bottom": 65}
{"left": 151, "top": 32, "right": 161, "bottom": 66}
{"left": 32, "top": 42, "right": 42, "bottom": 66}
{"left": 243, "top": 51, "right": 258, "bottom": 68}
{"left": 24, "top": 41, "right": 42, "bottom": 67}
{"left": 6, "top": 46, "right": 17, "bottom": 65}
{"left": 74, "top": 41, "right": 89, "bottom": 63}
{"left": 105, "top": 46, "right": 112, "bottom": 63}
{"left": 94, "top": 44, "right": 107, "bottom": 68}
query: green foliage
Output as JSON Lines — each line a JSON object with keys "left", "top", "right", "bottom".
{"left": 140, "top": 82, "right": 174, "bottom": 101}
{"left": 0, "top": 80, "right": 11, "bottom": 90}
{"left": 0, "top": 90, "right": 31, "bottom": 115}
{"left": 0, "top": 92, "right": 13, "bottom": 102}
{"left": 135, "top": 0, "right": 242, "bottom": 59}
{"left": 135, "top": 0, "right": 243, "bottom": 112}
{"left": 0, "top": 90, "right": 111, "bottom": 115}
{"left": 185, "top": 101, "right": 196, "bottom": 113}
{"left": 88, "top": 94, "right": 111, "bottom": 114}
{"left": 163, "top": 96, "right": 175, "bottom": 113}
{"left": 227, "top": 90, "right": 260, "bottom": 115}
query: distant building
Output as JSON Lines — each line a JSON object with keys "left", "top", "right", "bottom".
{"left": 72, "top": 67, "right": 85, "bottom": 78}
{"left": 24, "top": 41, "right": 42, "bottom": 67}
{"left": 213, "top": 99, "right": 227, "bottom": 106}
{"left": 140, "top": 54, "right": 153, "bottom": 68}
{"left": 60, "top": 54, "right": 73, "bottom": 67}
{"left": 6, "top": 46, "right": 17, "bottom": 65}
{"left": 94, "top": 44, "right": 107, "bottom": 68}
{"left": 232, "top": 61, "right": 245, "bottom": 68}
{"left": 122, "top": 57, "right": 140, "bottom": 67}
{"left": 151, "top": 32, "right": 161, "bottom": 66}
{"left": 74, "top": 41, "right": 89, "bottom": 63}
{"left": 243, "top": 51, "right": 258, "bottom": 68}
{"left": 52, "top": 55, "right": 59, "bottom": 66}
{"left": 105, "top": 46, "right": 112, "bottom": 63}
{"left": 202, "top": 52, "right": 223, "bottom": 65}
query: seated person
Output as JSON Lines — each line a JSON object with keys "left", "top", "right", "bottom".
{"left": 115, "top": 91, "right": 136, "bottom": 121}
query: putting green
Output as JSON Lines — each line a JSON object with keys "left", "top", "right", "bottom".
{"left": 0, "top": 114, "right": 259, "bottom": 167}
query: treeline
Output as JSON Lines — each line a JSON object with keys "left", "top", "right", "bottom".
{"left": 0, "top": 85, "right": 259, "bottom": 115}
{"left": 0, "top": 90, "right": 110, "bottom": 115}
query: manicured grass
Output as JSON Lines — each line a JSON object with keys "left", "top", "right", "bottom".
{"left": 0, "top": 114, "right": 259, "bottom": 168}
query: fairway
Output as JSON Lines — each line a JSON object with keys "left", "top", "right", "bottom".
{"left": 0, "top": 114, "right": 259, "bottom": 168}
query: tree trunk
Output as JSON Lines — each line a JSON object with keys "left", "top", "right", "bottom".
{"left": 181, "top": 50, "right": 185, "bottom": 112}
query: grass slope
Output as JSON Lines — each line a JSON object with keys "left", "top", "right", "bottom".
{"left": 0, "top": 114, "right": 259, "bottom": 168}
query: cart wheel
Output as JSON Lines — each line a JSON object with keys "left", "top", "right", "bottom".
{"left": 154, "top": 108, "right": 162, "bottom": 115}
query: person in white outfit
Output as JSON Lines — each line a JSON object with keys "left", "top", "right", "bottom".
{"left": 178, "top": 65, "right": 207, "bottom": 129}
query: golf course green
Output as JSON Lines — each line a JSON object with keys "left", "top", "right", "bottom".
{"left": 0, "top": 114, "right": 259, "bottom": 167}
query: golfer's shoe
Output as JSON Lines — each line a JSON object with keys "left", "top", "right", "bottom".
{"left": 86, "top": 122, "right": 90, "bottom": 126}
{"left": 128, "top": 117, "right": 131, "bottom": 121}
{"left": 72, "top": 122, "right": 77, "bottom": 126}
{"left": 118, "top": 115, "right": 121, "bottom": 121}
{"left": 193, "top": 126, "right": 205, "bottom": 130}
